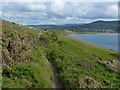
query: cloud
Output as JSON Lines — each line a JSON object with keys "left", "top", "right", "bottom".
{"left": 84, "top": 3, "right": 118, "bottom": 19}
{"left": 1, "top": 2, "right": 118, "bottom": 25}
{"left": 27, "top": 3, "right": 47, "bottom": 11}
{"left": 1, "top": 0, "right": 119, "bottom": 2}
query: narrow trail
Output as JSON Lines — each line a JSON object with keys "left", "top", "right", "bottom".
{"left": 37, "top": 30, "right": 49, "bottom": 39}
{"left": 39, "top": 30, "right": 62, "bottom": 88}
{"left": 47, "top": 60, "right": 62, "bottom": 88}
{"left": 37, "top": 31, "right": 43, "bottom": 39}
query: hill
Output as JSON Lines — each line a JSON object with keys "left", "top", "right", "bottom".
{"left": 1, "top": 19, "right": 120, "bottom": 88}
{"left": 29, "top": 20, "right": 119, "bottom": 33}
{"left": 2, "top": 19, "right": 54, "bottom": 88}
{"left": 78, "top": 20, "right": 118, "bottom": 32}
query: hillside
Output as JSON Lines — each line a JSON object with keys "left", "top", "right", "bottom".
{"left": 29, "top": 20, "right": 118, "bottom": 33}
{"left": 2, "top": 20, "right": 54, "bottom": 88}
{"left": 78, "top": 21, "right": 118, "bottom": 32}
{"left": 1, "top": 19, "right": 120, "bottom": 88}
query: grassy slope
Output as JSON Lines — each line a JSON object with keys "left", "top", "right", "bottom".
{"left": 2, "top": 46, "right": 54, "bottom": 88}
{"left": 41, "top": 32, "right": 119, "bottom": 88}
{"left": 2, "top": 19, "right": 119, "bottom": 88}
{"left": 2, "top": 20, "right": 54, "bottom": 88}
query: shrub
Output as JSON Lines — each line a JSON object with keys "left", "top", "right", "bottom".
{"left": 22, "top": 44, "right": 27, "bottom": 50}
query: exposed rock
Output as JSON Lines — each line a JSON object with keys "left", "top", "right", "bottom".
{"left": 78, "top": 78, "right": 84, "bottom": 86}
{"left": 2, "top": 47, "right": 11, "bottom": 62}
{"left": 78, "top": 75, "right": 102, "bottom": 88}
{"left": 2, "top": 32, "right": 34, "bottom": 64}
{"left": 40, "top": 37, "right": 50, "bottom": 45}
{"left": 93, "top": 54, "right": 102, "bottom": 61}
{"left": 77, "top": 62, "right": 94, "bottom": 70}
{"left": 93, "top": 54, "right": 119, "bottom": 74}
{"left": 2, "top": 40, "right": 9, "bottom": 47}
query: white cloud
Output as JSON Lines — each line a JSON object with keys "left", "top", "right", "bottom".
{"left": 1, "top": 2, "right": 118, "bottom": 25}
{"left": 111, "top": 5, "right": 118, "bottom": 13}
{"left": 106, "top": 5, "right": 118, "bottom": 18}
{"left": 27, "top": 3, "right": 47, "bottom": 11}
{"left": 51, "top": 2, "right": 64, "bottom": 15}
{"left": 1, "top": 0, "right": 119, "bottom": 2}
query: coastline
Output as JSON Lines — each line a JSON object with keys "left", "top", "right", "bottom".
{"left": 66, "top": 33, "right": 118, "bottom": 52}
{"left": 61, "top": 31, "right": 118, "bottom": 35}
{"left": 76, "top": 32, "right": 118, "bottom": 35}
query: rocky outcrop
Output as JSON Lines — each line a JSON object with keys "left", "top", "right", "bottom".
{"left": 78, "top": 75, "right": 102, "bottom": 88}
{"left": 2, "top": 32, "right": 34, "bottom": 65}
{"left": 93, "top": 54, "right": 119, "bottom": 74}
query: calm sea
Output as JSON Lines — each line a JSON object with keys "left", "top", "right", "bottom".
{"left": 67, "top": 34, "right": 119, "bottom": 52}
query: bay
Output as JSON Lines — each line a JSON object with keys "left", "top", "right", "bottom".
{"left": 67, "top": 34, "right": 119, "bottom": 52}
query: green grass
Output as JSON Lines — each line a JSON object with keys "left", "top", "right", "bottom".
{"left": 39, "top": 32, "right": 119, "bottom": 88}
{"left": 2, "top": 46, "right": 54, "bottom": 88}
{"left": 2, "top": 19, "right": 54, "bottom": 88}
{"left": 2, "top": 19, "right": 42, "bottom": 39}
{"left": 2, "top": 19, "right": 119, "bottom": 88}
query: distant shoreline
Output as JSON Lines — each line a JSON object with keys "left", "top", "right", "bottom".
{"left": 61, "top": 31, "right": 118, "bottom": 35}
{"left": 92, "top": 33, "right": 118, "bottom": 35}
{"left": 76, "top": 32, "right": 118, "bottom": 35}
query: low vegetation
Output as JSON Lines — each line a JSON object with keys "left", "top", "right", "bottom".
{"left": 40, "top": 32, "right": 119, "bottom": 88}
{"left": 2, "top": 20, "right": 54, "bottom": 88}
{"left": 1, "top": 19, "right": 120, "bottom": 88}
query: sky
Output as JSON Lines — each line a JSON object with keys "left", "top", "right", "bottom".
{"left": 0, "top": 0, "right": 119, "bottom": 25}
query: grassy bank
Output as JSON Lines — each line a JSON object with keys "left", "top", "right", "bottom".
{"left": 40, "top": 32, "right": 119, "bottom": 88}
{"left": 2, "top": 19, "right": 119, "bottom": 88}
{"left": 2, "top": 20, "right": 54, "bottom": 88}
